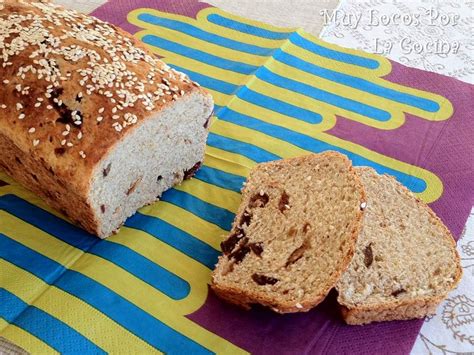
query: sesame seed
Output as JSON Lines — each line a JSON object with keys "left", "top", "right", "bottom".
{"left": 3, "top": 80, "right": 9, "bottom": 84}
{"left": 79, "top": 151, "right": 86, "bottom": 159}
{"left": 96, "top": 116, "right": 103, "bottom": 122}
{"left": 67, "top": 142, "right": 73, "bottom": 147}
{"left": 77, "top": 131, "right": 83, "bottom": 139}
{"left": 16, "top": 103, "right": 23, "bottom": 110}
{"left": 34, "top": 102, "right": 41, "bottom": 107}
{"left": 33, "top": 139, "right": 40, "bottom": 146}
{"left": 61, "top": 139, "right": 66, "bottom": 145}
{"left": 28, "top": 127, "right": 36, "bottom": 133}
{"left": 98, "top": 107, "right": 105, "bottom": 113}
{"left": 18, "top": 113, "right": 25, "bottom": 119}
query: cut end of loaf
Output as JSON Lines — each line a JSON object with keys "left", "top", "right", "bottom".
{"left": 211, "top": 152, "right": 366, "bottom": 313}
{"left": 336, "top": 167, "right": 462, "bottom": 324}
{"left": 88, "top": 91, "right": 213, "bottom": 238}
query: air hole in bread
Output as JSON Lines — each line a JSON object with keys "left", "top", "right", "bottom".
{"left": 31, "top": 174, "right": 39, "bottom": 182}
{"left": 75, "top": 94, "right": 82, "bottom": 103}
{"left": 157, "top": 175, "right": 163, "bottom": 182}
{"left": 49, "top": 136, "right": 53, "bottom": 143}
{"left": 100, "top": 205, "right": 106, "bottom": 213}
{"left": 15, "top": 157, "right": 21, "bottom": 164}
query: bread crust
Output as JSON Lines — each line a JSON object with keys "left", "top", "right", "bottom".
{"left": 338, "top": 167, "right": 463, "bottom": 324}
{"left": 0, "top": 1, "right": 212, "bottom": 235}
{"left": 211, "top": 151, "right": 367, "bottom": 313}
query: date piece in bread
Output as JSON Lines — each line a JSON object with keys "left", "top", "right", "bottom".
{"left": 211, "top": 152, "right": 366, "bottom": 313}
{"left": 0, "top": 1, "right": 214, "bottom": 237}
{"left": 336, "top": 167, "right": 462, "bottom": 325}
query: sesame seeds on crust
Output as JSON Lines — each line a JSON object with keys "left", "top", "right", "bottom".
{"left": 0, "top": 0, "right": 198, "bottom": 161}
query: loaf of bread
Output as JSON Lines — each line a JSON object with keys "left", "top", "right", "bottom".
{"left": 211, "top": 152, "right": 366, "bottom": 313}
{"left": 336, "top": 167, "right": 462, "bottom": 324}
{"left": 0, "top": 1, "right": 213, "bottom": 237}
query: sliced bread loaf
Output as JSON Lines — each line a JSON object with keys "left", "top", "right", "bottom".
{"left": 336, "top": 167, "right": 462, "bottom": 325}
{"left": 211, "top": 152, "right": 366, "bottom": 313}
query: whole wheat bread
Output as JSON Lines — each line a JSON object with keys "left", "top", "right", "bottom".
{"left": 336, "top": 167, "right": 462, "bottom": 325}
{"left": 211, "top": 152, "right": 366, "bottom": 313}
{"left": 0, "top": 1, "right": 213, "bottom": 238}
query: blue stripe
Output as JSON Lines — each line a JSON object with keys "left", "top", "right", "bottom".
{"left": 171, "top": 64, "right": 237, "bottom": 95}
{"left": 207, "top": 13, "right": 292, "bottom": 40}
{"left": 255, "top": 66, "right": 391, "bottom": 121}
{"left": 276, "top": 51, "right": 440, "bottom": 112}
{"left": 237, "top": 87, "right": 324, "bottom": 124}
{"left": 169, "top": 65, "right": 324, "bottom": 124}
{"left": 0, "top": 288, "right": 105, "bottom": 355}
{"left": 195, "top": 166, "right": 245, "bottom": 193}
{"left": 207, "top": 132, "right": 279, "bottom": 163}
{"left": 0, "top": 234, "right": 212, "bottom": 355}
{"left": 138, "top": 13, "right": 275, "bottom": 56}
{"left": 142, "top": 35, "right": 257, "bottom": 75}
{"left": 160, "top": 189, "right": 235, "bottom": 230}
{"left": 0, "top": 195, "right": 190, "bottom": 300}
{"left": 125, "top": 213, "right": 221, "bottom": 269}
{"left": 289, "top": 32, "right": 380, "bottom": 69}
{"left": 216, "top": 108, "right": 427, "bottom": 193}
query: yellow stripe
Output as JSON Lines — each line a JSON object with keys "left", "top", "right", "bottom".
{"left": 271, "top": 49, "right": 452, "bottom": 122}
{"left": 0, "top": 319, "right": 58, "bottom": 355}
{"left": 176, "top": 177, "right": 240, "bottom": 213}
{"left": 0, "top": 213, "right": 245, "bottom": 354}
{"left": 128, "top": 8, "right": 288, "bottom": 49}
{"left": 132, "top": 25, "right": 267, "bottom": 67}
{"left": 139, "top": 201, "right": 226, "bottom": 250}
{"left": 203, "top": 153, "right": 250, "bottom": 178}
{"left": 211, "top": 119, "right": 443, "bottom": 203}
{"left": 205, "top": 146, "right": 256, "bottom": 170}
{"left": 293, "top": 30, "right": 392, "bottom": 77}
{"left": 1, "top": 260, "right": 160, "bottom": 354}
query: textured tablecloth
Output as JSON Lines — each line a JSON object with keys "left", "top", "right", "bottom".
{"left": 0, "top": 0, "right": 470, "bottom": 351}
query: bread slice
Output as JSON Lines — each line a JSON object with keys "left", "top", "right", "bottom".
{"left": 211, "top": 152, "right": 366, "bottom": 313}
{"left": 336, "top": 167, "right": 462, "bottom": 325}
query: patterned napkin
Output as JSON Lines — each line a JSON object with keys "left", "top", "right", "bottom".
{"left": 0, "top": 0, "right": 473, "bottom": 353}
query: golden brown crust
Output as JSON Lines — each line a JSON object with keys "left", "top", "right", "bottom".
{"left": 211, "top": 151, "right": 367, "bottom": 313}
{"left": 338, "top": 167, "right": 462, "bottom": 324}
{"left": 0, "top": 1, "right": 207, "bottom": 194}
{"left": 0, "top": 1, "right": 211, "bottom": 235}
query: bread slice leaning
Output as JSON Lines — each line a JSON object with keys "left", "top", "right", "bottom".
{"left": 211, "top": 152, "right": 366, "bottom": 313}
{"left": 336, "top": 167, "right": 462, "bottom": 325}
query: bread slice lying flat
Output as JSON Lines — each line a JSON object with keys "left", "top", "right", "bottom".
{"left": 336, "top": 167, "right": 462, "bottom": 325}
{"left": 211, "top": 152, "right": 366, "bottom": 313}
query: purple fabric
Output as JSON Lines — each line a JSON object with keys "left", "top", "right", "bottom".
{"left": 329, "top": 61, "right": 474, "bottom": 238}
{"left": 91, "top": 1, "right": 474, "bottom": 354}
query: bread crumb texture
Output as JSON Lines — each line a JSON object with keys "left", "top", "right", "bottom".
{"left": 0, "top": 0, "right": 199, "bottom": 168}
{"left": 211, "top": 152, "right": 366, "bottom": 313}
{"left": 336, "top": 167, "right": 462, "bottom": 324}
